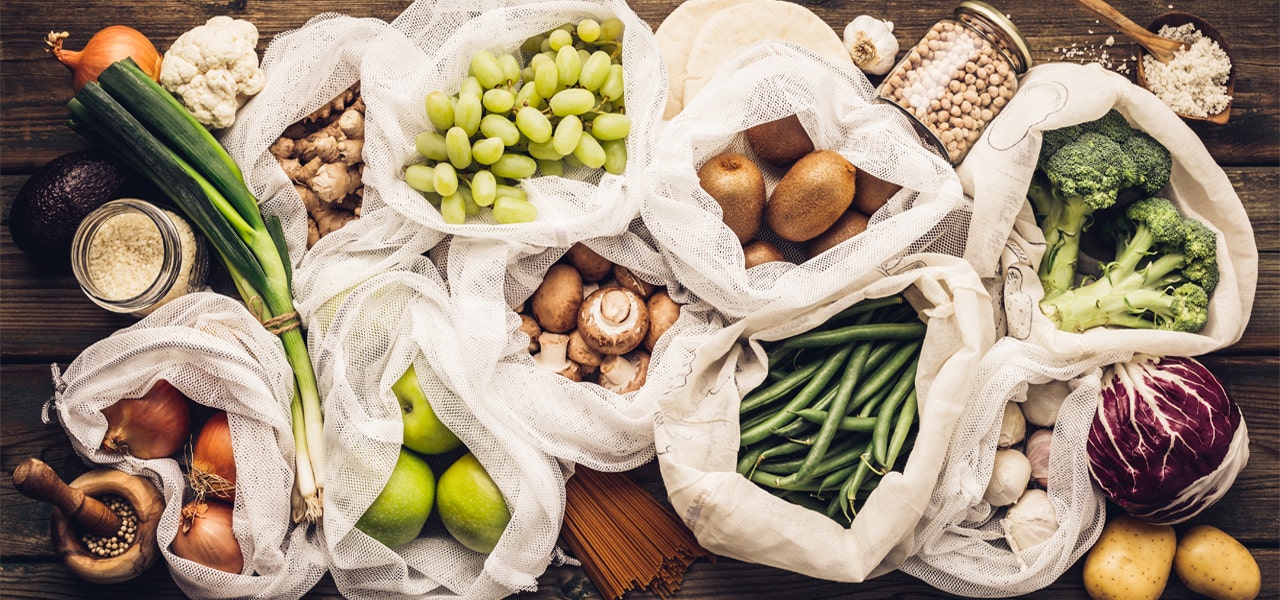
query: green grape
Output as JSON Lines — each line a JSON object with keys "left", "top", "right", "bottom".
{"left": 527, "top": 139, "right": 563, "bottom": 161}
{"left": 579, "top": 51, "right": 612, "bottom": 91}
{"left": 548, "top": 29, "right": 572, "bottom": 50}
{"left": 590, "top": 113, "right": 631, "bottom": 140}
{"left": 415, "top": 131, "right": 449, "bottom": 161}
{"left": 515, "top": 106, "right": 553, "bottom": 143}
{"left": 480, "top": 114, "right": 521, "bottom": 146}
{"left": 425, "top": 90, "right": 454, "bottom": 131}
{"left": 454, "top": 94, "right": 482, "bottom": 136}
{"left": 529, "top": 52, "right": 554, "bottom": 72}
{"left": 482, "top": 88, "right": 515, "bottom": 113}
{"left": 534, "top": 62, "right": 559, "bottom": 99}
{"left": 577, "top": 49, "right": 591, "bottom": 67}
{"left": 492, "top": 196, "right": 538, "bottom": 224}
{"left": 564, "top": 152, "right": 585, "bottom": 168}
{"left": 472, "top": 136, "right": 505, "bottom": 165}
{"left": 599, "top": 100, "right": 615, "bottom": 113}
{"left": 602, "top": 139, "right": 627, "bottom": 175}
{"left": 497, "top": 53, "right": 521, "bottom": 86}
{"left": 491, "top": 154, "right": 538, "bottom": 179}
{"left": 538, "top": 159, "right": 564, "bottom": 177}
{"left": 434, "top": 162, "right": 459, "bottom": 197}
{"left": 440, "top": 192, "right": 466, "bottom": 224}
{"left": 520, "top": 67, "right": 535, "bottom": 84}
{"left": 460, "top": 76, "right": 483, "bottom": 99}
{"left": 445, "top": 127, "right": 473, "bottom": 169}
{"left": 540, "top": 37, "right": 553, "bottom": 53}
{"left": 514, "top": 83, "right": 543, "bottom": 110}
{"left": 553, "top": 114, "right": 584, "bottom": 156}
{"left": 556, "top": 23, "right": 576, "bottom": 33}
{"left": 577, "top": 19, "right": 601, "bottom": 43}
{"left": 423, "top": 191, "right": 443, "bottom": 206}
{"left": 521, "top": 35, "right": 545, "bottom": 55}
{"left": 495, "top": 184, "right": 527, "bottom": 202}
{"left": 599, "top": 18, "right": 623, "bottom": 42}
{"left": 549, "top": 88, "right": 596, "bottom": 116}
{"left": 405, "top": 164, "right": 436, "bottom": 193}
{"left": 457, "top": 185, "right": 482, "bottom": 216}
{"left": 470, "top": 50, "right": 505, "bottom": 89}
{"left": 470, "top": 169, "right": 497, "bottom": 207}
{"left": 556, "top": 46, "right": 581, "bottom": 87}
{"left": 573, "top": 133, "right": 606, "bottom": 169}
{"left": 599, "top": 64, "right": 625, "bottom": 101}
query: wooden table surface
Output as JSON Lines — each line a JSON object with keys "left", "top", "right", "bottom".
{"left": 2, "top": 1, "right": 1275, "bottom": 598}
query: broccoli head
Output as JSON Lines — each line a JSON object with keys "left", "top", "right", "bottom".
{"left": 1124, "top": 131, "right": 1173, "bottom": 196}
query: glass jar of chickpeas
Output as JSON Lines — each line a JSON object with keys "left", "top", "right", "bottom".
{"left": 876, "top": 1, "right": 1031, "bottom": 164}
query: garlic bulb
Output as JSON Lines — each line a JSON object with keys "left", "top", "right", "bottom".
{"left": 1002, "top": 488, "right": 1059, "bottom": 553}
{"left": 843, "top": 16, "right": 899, "bottom": 76}
{"left": 1022, "top": 379, "right": 1070, "bottom": 427}
{"left": 984, "top": 448, "right": 1031, "bottom": 507}
{"left": 998, "top": 402, "right": 1026, "bottom": 448}
{"left": 1026, "top": 428, "right": 1053, "bottom": 487}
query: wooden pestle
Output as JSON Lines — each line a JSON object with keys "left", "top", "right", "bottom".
{"left": 13, "top": 457, "right": 122, "bottom": 538}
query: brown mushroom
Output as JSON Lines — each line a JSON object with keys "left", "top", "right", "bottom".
{"left": 531, "top": 264, "right": 583, "bottom": 333}
{"left": 578, "top": 287, "right": 649, "bottom": 355}
{"left": 564, "top": 243, "right": 614, "bottom": 282}
{"left": 519, "top": 315, "right": 542, "bottom": 353}
{"left": 612, "top": 265, "right": 656, "bottom": 299}
{"left": 568, "top": 329, "right": 604, "bottom": 374}
{"left": 644, "top": 291, "right": 681, "bottom": 352}
{"left": 533, "top": 332, "right": 582, "bottom": 381}
{"left": 600, "top": 350, "right": 650, "bottom": 394}
{"left": 743, "top": 240, "right": 788, "bottom": 268}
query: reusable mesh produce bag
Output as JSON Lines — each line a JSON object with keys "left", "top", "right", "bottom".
{"left": 46, "top": 293, "right": 327, "bottom": 600}
{"left": 359, "top": 0, "right": 665, "bottom": 246}
{"left": 957, "top": 63, "right": 1257, "bottom": 357}
{"left": 310, "top": 251, "right": 570, "bottom": 599}
{"left": 900, "top": 337, "right": 1119, "bottom": 597}
{"left": 655, "top": 254, "right": 995, "bottom": 582}
{"left": 645, "top": 41, "right": 970, "bottom": 320}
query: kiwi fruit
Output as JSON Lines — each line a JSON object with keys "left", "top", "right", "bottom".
{"left": 697, "top": 152, "right": 765, "bottom": 244}
{"left": 766, "top": 150, "right": 857, "bottom": 242}
{"left": 746, "top": 115, "right": 814, "bottom": 168}
{"left": 804, "top": 209, "right": 871, "bottom": 258}
{"left": 743, "top": 240, "right": 787, "bottom": 268}
{"left": 852, "top": 169, "right": 902, "bottom": 216}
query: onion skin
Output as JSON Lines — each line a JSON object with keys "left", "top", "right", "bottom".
{"left": 45, "top": 26, "right": 162, "bottom": 91}
{"left": 190, "top": 411, "right": 236, "bottom": 503}
{"left": 100, "top": 379, "right": 191, "bottom": 459}
{"left": 171, "top": 500, "right": 243, "bottom": 574}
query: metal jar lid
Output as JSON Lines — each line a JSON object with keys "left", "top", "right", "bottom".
{"left": 955, "top": 1, "right": 1033, "bottom": 73}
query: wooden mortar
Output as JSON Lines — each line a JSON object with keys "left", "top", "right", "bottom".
{"left": 12, "top": 457, "right": 164, "bottom": 584}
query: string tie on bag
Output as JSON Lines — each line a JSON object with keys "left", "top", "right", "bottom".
{"left": 246, "top": 296, "right": 302, "bottom": 335}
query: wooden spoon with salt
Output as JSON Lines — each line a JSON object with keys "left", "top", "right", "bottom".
{"left": 1073, "top": 0, "right": 1185, "bottom": 63}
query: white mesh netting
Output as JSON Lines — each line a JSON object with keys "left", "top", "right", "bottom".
{"left": 654, "top": 254, "right": 996, "bottom": 583}
{"left": 900, "top": 337, "right": 1136, "bottom": 597}
{"left": 644, "top": 41, "right": 971, "bottom": 320}
{"left": 48, "top": 293, "right": 327, "bottom": 600}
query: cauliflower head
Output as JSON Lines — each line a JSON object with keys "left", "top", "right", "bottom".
{"left": 160, "top": 16, "right": 266, "bottom": 129}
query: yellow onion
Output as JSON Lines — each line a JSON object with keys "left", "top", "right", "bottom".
{"left": 100, "top": 379, "right": 191, "bottom": 459}
{"left": 45, "top": 26, "right": 162, "bottom": 91}
{"left": 171, "top": 500, "right": 243, "bottom": 574}
{"left": 190, "top": 411, "right": 236, "bottom": 503}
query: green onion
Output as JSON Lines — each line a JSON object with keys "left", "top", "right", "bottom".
{"left": 69, "top": 59, "right": 324, "bottom": 522}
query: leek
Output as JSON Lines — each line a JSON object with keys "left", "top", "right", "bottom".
{"left": 69, "top": 59, "right": 324, "bottom": 522}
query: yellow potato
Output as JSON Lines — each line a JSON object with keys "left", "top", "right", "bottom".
{"left": 1174, "top": 525, "right": 1261, "bottom": 600}
{"left": 1083, "top": 515, "right": 1176, "bottom": 600}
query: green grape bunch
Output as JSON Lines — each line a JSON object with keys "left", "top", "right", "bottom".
{"left": 405, "top": 18, "right": 631, "bottom": 225}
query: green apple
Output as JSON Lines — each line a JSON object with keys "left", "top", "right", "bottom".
{"left": 355, "top": 447, "right": 435, "bottom": 548}
{"left": 436, "top": 452, "right": 511, "bottom": 553}
{"left": 393, "top": 364, "right": 462, "bottom": 455}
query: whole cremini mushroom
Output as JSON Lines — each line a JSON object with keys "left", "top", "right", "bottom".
{"left": 533, "top": 332, "right": 582, "bottom": 381}
{"left": 519, "top": 314, "right": 542, "bottom": 353}
{"left": 600, "top": 350, "right": 650, "bottom": 394}
{"left": 644, "top": 291, "right": 680, "bottom": 352}
{"left": 564, "top": 243, "right": 614, "bottom": 282}
{"left": 612, "top": 265, "right": 656, "bottom": 299}
{"left": 578, "top": 287, "right": 649, "bottom": 355}
{"left": 567, "top": 329, "right": 604, "bottom": 375}
{"left": 531, "top": 264, "right": 583, "bottom": 333}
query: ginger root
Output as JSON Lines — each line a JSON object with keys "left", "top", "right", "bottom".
{"left": 272, "top": 82, "right": 365, "bottom": 248}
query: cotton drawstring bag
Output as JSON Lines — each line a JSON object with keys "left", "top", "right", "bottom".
{"left": 655, "top": 254, "right": 995, "bottom": 582}
{"left": 644, "top": 41, "right": 971, "bottom": 320}
{"left": 47, "top": 293, "right": 327, "bottom": 600}
{"left": 956, "top": 63, "right": 1256, "bottom": 357}
{"left": 310, "top": 254, "right": 571, "bottom": 599}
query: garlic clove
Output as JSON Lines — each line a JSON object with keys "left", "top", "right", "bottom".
{"left": 1026, "top": 428, "right": 1053, "bottom": 488}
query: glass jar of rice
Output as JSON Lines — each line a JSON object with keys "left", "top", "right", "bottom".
{"left": 71, "top": 198, "right": 208, "bottom": 316}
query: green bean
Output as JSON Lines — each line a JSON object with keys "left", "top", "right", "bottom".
{"left": 736, "top": 445, "right": 766, "bottom": 476}
{"left": 884, "top": 390, "right": 918, "bottom": 471}
{"left": 839, "top": 453, "right": 875, "bottom": 520}
{"left": 761, "top": 436, "right": 864, "bottom": 476}
{"left": 851, "top": 340, "right": 922, "bottom": 413}
{"left": 873, "top": 362, "right": 918, "bottom": 466}
{"left": 792, "top": 409, "right": 879, "bottom": 432}
{"left": 740, "top": 360, "right": 823, "bottom": 414}
{"left": 794, "top": 341, "right": 871, "bottom": 481}
{"left": 855, "top": 381, "right": 894, "bottom": 419}
{"left": 862, "top": 338, "right": 906, "bottom": 373}
{"left": 758, "top": 440, "right": 810, "bottom": 459}
{"left": 740, "top": 342, "right": 855, "bottom": 446}
{"left": 826, "top": 295, "right": 905, "bottom": 322}
{"left": 818, "top": 461, "right": 860, "bottom": 492}
{"left": 774, "top": 322, "right": 926, "bottom": 351}
{"left": 747, "top": 469, "right": 827, "bottom": 491}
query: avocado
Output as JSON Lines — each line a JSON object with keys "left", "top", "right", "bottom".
{"left": 8, "top": 151, "right": 132, "bottom": 266}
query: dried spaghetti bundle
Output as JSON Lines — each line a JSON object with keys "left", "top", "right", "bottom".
{"left": 562, "top": 468, "right": 712, "bottom": 600}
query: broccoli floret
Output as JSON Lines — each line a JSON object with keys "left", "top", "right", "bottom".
{"left": 1084, "top": 109, "right": 1135, "bottom": 144}
{"left": 1039, "top": 197, "right": 1217, "bottom": 334}
{"left": 1124, "top": 131, "right": 1173, "bottom": 196}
